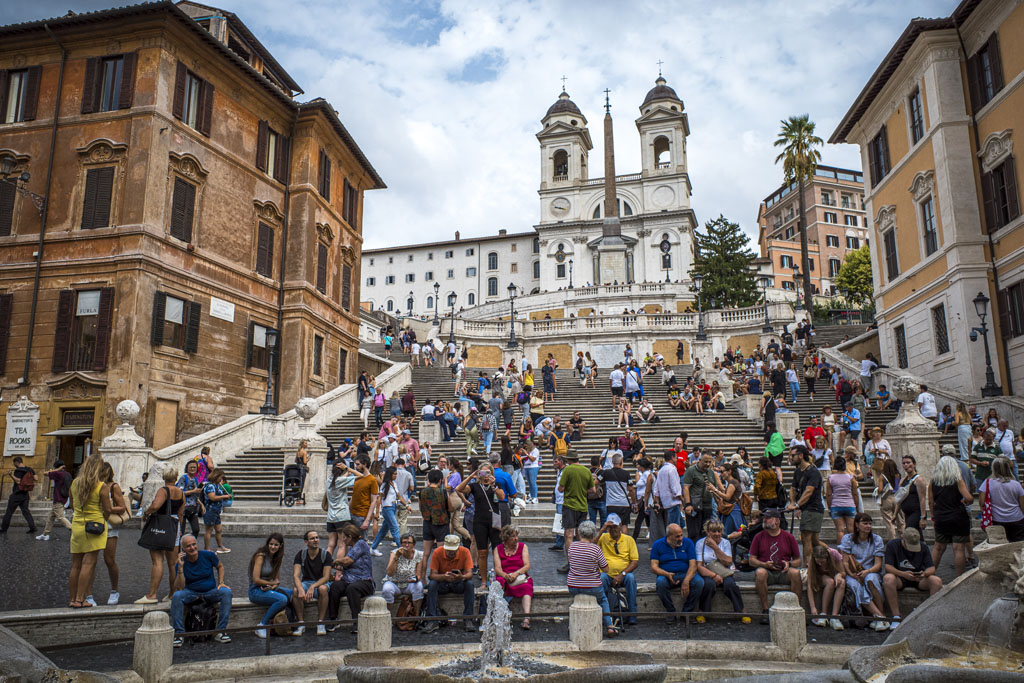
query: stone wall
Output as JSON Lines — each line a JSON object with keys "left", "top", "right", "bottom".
{"left": 467, "top": 344, "right": 503, "bottom": 368}
{"left": 727, "top": 334, "right": 760, "bottom": 356}
{"left": 537, "top": 343, "right": 574, "bottom": 369}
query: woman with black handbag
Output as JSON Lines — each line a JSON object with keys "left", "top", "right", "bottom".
{"left": 135, "top": 467, "right": 184, "bottom": 604}
{"left": 68, "top": 454, "right": 113, "bottom": 608}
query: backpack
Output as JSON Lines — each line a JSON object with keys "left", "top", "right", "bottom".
{"left": 586, "top": 470, "right": 604, "bottom": 500}
{"left": 738, "top": 491, "right": 754, "bottom": 517}
{"left": 271, "top": 599, "right": 299, "bottom": 636}
{"left": 17, "top": 470, "right": 35, "bottom": 493}
{"left": 481, "top": 413, "right": 494, "bottom": 431}
{"left": 396, "top": 595, "right": 419, "bottom": 631}
{"left": 552, "top": 433, "right": 569, "bottom": 457}
{"left": 58, "top": 473, "right": 71, "bottom": 500}
{"left": 839, "top": 379, "right": 853, "bottom": 395}
{"left": 184, "top": 596, "right": 219, "bottom": 641}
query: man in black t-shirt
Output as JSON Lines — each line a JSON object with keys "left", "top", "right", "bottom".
{"left": 786, "top": 445, "right": 822, "bottom": 564}
{"left": 602, "top": 454, "right": 635, "bottom": 530}
{"left": 882, "top": 528, "right": 942, "bottom": 622}
{"left": 291, "top": 530, "right": 333, "bottom": 635}
{"left": 356, "top": 432, "right": 372, "bottom": 461}
{"left": 569, "top": 412, "right": 586, "bottom": 442}
{"left": 1, "top": 456, "right": 36, "bottom": 533}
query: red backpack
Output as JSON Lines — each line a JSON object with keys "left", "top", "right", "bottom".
{"left": 17, "top": 470, "right": 36, "bottom": 492}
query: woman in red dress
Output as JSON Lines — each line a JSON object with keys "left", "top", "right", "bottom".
{"left": 494, "top": 525, "right": 533, "bottom": 629}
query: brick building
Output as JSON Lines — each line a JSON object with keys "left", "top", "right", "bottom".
{"left": 0, "top": 0, "right": 384, "bottom": 472}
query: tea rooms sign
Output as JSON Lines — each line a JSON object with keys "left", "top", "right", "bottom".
{"left": 4, "top": 396, "right": 40, "bottom": 458}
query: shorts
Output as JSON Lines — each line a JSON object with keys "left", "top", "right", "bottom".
{"left": 895, "top": 578, "right": 926, "bottom": 591}
{"left": 830, "top": 506, "right": 857, "bottom": 519}
{"left": 845, "top": 429, "right": 861, "bottom": 442}
{"left": 301, "top": 579, "right": 331, "bottom": 595}
{"left": 326, "top": 520, "right": 350, "bottom": 533}
{"left": 768, "top": 454, "right": 784, "bottom": 468}
{"left": 562, "top": 506, "right": 588, "bottom": 531}
{"left": 799, "top": 509, "right": 824, "bottom": 534}
{"left": 473, "top": 523, "right": 501, "bottom": 550}
{"left": 106, "top": 525, "right": 119, "bottom": 539}
{"left": 606, "top": 505, "right": 631, "bottom": 526}
{"left": 422, "top": 522, "right": 450, "bottom": 543}
{"left": 934, "top": 529, "right": 971, "bottom": 544}
{"left": 764, "top": 570, "right": 793, "bottom": 586}
{"left": 611, "top": 386, "right": 624, "bottom": 397}
{"left": 203, "top": 509, "right": 222, "bottom": 526}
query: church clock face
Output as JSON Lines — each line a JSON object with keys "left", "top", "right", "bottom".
{"left": 550, "top": 197, "right": 570, "bottom": 218}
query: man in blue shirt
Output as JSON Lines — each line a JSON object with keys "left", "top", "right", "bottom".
{"left": 649, "top": 523, "right": 702, "bottom": 620}
{"left": 842, "top": 402, "right": 862, "bottom": 448}
{"left": 170, "top": 535, "right": 232, "bottom": 646}
{"left": 488, "top": 453, "right": 520, "bottom": 525}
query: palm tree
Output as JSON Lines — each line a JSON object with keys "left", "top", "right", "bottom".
{"left": 774, "top": 114, "right": 823, "bottom": 323}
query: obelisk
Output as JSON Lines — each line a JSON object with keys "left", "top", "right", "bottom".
{"left": 594, "top": 89, "right": 628, "bottom": 284}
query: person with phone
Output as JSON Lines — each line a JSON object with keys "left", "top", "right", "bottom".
{"left": 881, "top": 527, "right": 941, "bottom": 629}
{"left": 748, "top": 508, "right": 801, "bottom": 624}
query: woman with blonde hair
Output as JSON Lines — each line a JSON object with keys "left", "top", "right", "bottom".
{"left": 84, "top": 462, "right": 128, "bottom": 606}
{"left": 136, "top": 467, "right": 185, "bottom": 604}
{"left": 929, "top": 455, "right": 974, "bottom": 576}
{"left": 954, "top": 403, "right": 972, "bottom": 461}
{"left": 68, "top": 454, "right": 113, "bottom": 608}
{"left": 979, "top": 456, "right": 1024, "bottom": 542}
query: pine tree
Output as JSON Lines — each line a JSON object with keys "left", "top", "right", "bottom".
{"left": 691, "top": 215, "right": 760, "bottom": 308}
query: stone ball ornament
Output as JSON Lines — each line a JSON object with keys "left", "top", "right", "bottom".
{"left": 116, "top": 399, "right": 140, "bottom": 425}
{"left": 295, "top": 397, "right": 319, "bottom": 420}
{"left": 891, "top": 375, "right": 920, "bottom": 403}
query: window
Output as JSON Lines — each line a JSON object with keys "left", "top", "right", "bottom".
{"left": 533, "top": 261, "right": 540, "bottom": 279}
{"left": 908, "top": 88, "right": 924, "bottom": 144}
{"left": 821, "top": 191, "right": 833, "bottom": 206}
{"left": 255, "top": 222, "right": 274, "bottom": 277}
{"left": 388, "top": 256, "right": 393, "bottom": 264}
{"left": 809, "top": 258, "right": 815, "bottom": 272}
{"left": 467, "top": 293, "right": 475, "bottom": 305}
{"left": 0, "top": 293, "right": 10, "bottom": 373}
{"left": 466, "top": 267, "right": 477, "bottom": 277}
{"left": 426, "top": 296, "right": 433, "bottom": 309}
{"left": 52, "top": 288, "right": 114, "bottom": 372}
{"left": 343, "top": 179, "right": 358, "bottom": 226}
{"left": 883, "top": 229, "right": 899, "bottom": 281}
{"left": 510, "top": 244, "right": 516, "bottom": 253}
{"left": 316, "top": 243, "right": 328, "bottom": 293}
{"left": 487, "top": 252, "right": 498, "bottom": 270}
{"left": 366, "top": 277, "right": 376, "bottom": 286}
{"left": 170, "top": 177, "right": 196, "bottom": 242}
{"left": 385, "top": 275, "right": 395, "bottom": 285}
{"left": 510, "top": 263, "right": 518, "bottom": 274}
{"left": 81, "top": 54, "right": 137, "bottom": 114}
{"left": 408, "top": 254, "right": 414, "bottom": 262}
{"left": 428, "top": 252, "right": 434, "bottom": 260}
{"left": 968, "top": 33, "right": 1004, "bottom": 112}
{"left": 921, "top": 197, "right": 938, "bottom": 256}
{"left": 317, "top": 148, "right": 331, "bottom": 199}
{"left": 425, "top": 271, "right": 433, "bottom": 281}
{"left": 80, "top": 167, "right": 115, "bottom": 229}
{"left": 981, "top": 156, "right": 1020, "bottom": 232}
{"left": 999, "top": 281, "right": 1024, "bottom": 339}
{"left": 487, "top": 277, "right": 498, "bottom": 297}
{"left": 846, "top": 236, "right": 860, "bottom": 249}
{"left": 823, "top": 212, "right": 836, "bottom": 224}
{"left": 0, "top": 180, "right": 14, "bottom": 236}
{"left": 894, "top": 324, "right": 908, "bottom": 369}
{"left": 257, "top": 122, "right": 289, "bottom": 182}
{"left": 466, "top": 248, "right": 475, "bottom": 256}
{"left": 829, "top": 258, "right": 841, "bottom": 277}
{"left": 248, "top": 322, "right": 271, "bottom": 371}
{"left": 445, "top": 250, "right": 454, "bottom": 259}
{"left": 826, "top": 235, "right": 839, "bottom": 248}
{"left": 405, "top": 273, "right": 415, "bottom": 283}
{"left": 151, "top": 292, "right": 200, "bottom": 352}
{"left": 867, "top": 126, "right": 890, "bottom": 186}
{"left": 369, "top": 258, "right": 374, "bottom": 266}
{"left": 780, "top": 254, "right": 794, "bottom": 268}
{"left": 338, "top": 348, "right": 347, "bottom": 384}
{"left": 312, "top": 335, "right": 323, "bottom": 376}
{"left": 553, "top": 149, "right": 568, "bottom": 179}
{"left": 1, "top": 67, "right": 41, "bottom": 123}
{"left": 556, "top": 263, "right": 566, "bottom": 278}
{"left": 841, "top": 193, "right": 852, "bottom": 209}
{"left": 172, "top": 62, "right": 213, "bottom": 135}
{"left": 447, "top": 269, "right": 454, "bottom": 279}
{"left": 341, "top": 263, "right": 352, "bottom": 310}
{"left": 782, "top": 281, "right": 794, "bottom": 291}
{"left": 533, "top": 238, "right": 539, "bottom": 254}
{"left": 862, "top": 216, "right": 868, "bottom": 227}
{"left": 386, "top": 300, "right": 393, "bottom": 312}
{"left": 931, "top": 304, "right": 950, "bottom": 355}
{"left": 844, "top": 215, "right": 858, "bottom": 226}
{"left": 785, "top": 227, "right": 794, "bottom": 239}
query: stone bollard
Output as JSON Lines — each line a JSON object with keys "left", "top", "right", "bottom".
{"left": 775, "top": 411, "right": 799, "bottom": 439}
{"left": 419, "top": 420, "right": 441, "bottom": 445}
{"left": 357, "top": 596, "right": 392, "bottom": 652}
{"left": 133, "top": 610, "right": 174, "bottom": 683}
{"left": 885, "top": 376, "right": 941, "bottom": 481}
{"left": 741, "top": 393, "right": 762, "bottom": 422}
{"left": 769, "top": 591, "right": 806, "bottom": 661}
{"left": 569, "top": 593, "right": 603, "bottom": 651}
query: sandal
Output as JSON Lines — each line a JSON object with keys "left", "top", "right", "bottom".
{"left": 521, "top": 618, "right": 531, "bottom": 630}
{"left": 69, "top": 601, "right": 82, "bottom": 609}
{"left": 605, "top": 626, "right": 618, "bottom": 637}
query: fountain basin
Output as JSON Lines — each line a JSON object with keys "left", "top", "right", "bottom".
{"left": 339, "top": 649, "right": 667, "bottom": 683}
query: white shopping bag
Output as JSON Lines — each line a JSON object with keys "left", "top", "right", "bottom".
{"left": 551, "top": 513, "right": 563, "bottom": 534}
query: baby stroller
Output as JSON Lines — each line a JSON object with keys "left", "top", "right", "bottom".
{"left": 279, "top": 463, "right": 305, "bottom": 507}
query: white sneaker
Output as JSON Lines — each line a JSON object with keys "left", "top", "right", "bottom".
{"left": 829, "top": 619, "right": 844, "bottom": 631}
{"left": 811, "top": 617, "right": 826, "bottom": 627}
{"left": 293, "top": 626, "right": 305, "bottom": 636}
{"left": 84, "top": 595, "right": 97, "bottom": 607}
{"left": 35, "top": 534, "right": 50, "bottom": 541}
{"left": 870, "top": 620, "right": 889, "bottom": 632}
{"left": 255, "top": 628, "right": 267, "bottom": 639}
{"left": 370, "top": 548, "right": 383, "bottom": 557}
{"left": 107, "top": 592, "right": 120, "bottom": 605}
{"left": 317, "top": 624, "right": 327, "bottom": 636}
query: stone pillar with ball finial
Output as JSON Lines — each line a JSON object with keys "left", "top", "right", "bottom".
{"left": 291, "top": 397, "right": 329, "bottom": 504}
{"left": 885, "top": 376, "right": 941, "bottom": 481}
{"left": 100, "top": 400, "right": 156, "bottom": 507}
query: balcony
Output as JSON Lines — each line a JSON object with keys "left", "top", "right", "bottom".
{"left": 552, "top": 174, "right": 568, "bottom": 182}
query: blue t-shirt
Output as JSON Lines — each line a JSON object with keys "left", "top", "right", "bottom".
{"left": 181, "top": 550, "right": 220, "bottom": 592}
{"left": 748, "top": 377, "right": 761, "bottom": 394}
{"left": 204, "top": 483, "right": 224, "bottom": 513}
{"left": 649, "top": 537, "right": 697, "bottom": 574}
{"left": 493, "top": 468, "right": 517, "bottom": 499}
{"left": 177, "top": 475, "right": 200, "bottom": 506}
{"left": 844, "top": 408, "right": 862, "bottom": 431}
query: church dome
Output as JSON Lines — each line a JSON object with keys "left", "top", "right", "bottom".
{"left": 545, "top": 91, "right": 582, "bottom": 118}
{"left": 642, "top": 76, "right": 679, "bottom": 106}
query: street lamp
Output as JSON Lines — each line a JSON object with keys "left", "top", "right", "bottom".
{"left": 568, "top": 258, "right": 574, "bottom": 290}
{"left": 259, "top": 328, "right": 279, "bottom": 415}
{"left": 840, "top": 288, "right": 849, "bottom": 326}
{"left": 971, "top": 291, "right": 1003, "bottom": 397}
{"left": 693, "top": 272, "right": 707, "bottom": 341}
{"left": 0, "top": 157, "right": 45, "bottom": 216}
{"left": 432, "top": 281, "right": 440, "bottom": 325}
{"left": 447, "top": 293, "right": 457, "bottom": 346}
{"left": 507, "top": 282, "right": 518, "bottom": 348}
{"left": 792, "top": 263, "right": 802, "bottom": 310}
{"left": 408, "top": 291, "right": 414, "bottom": 317}
{"left": 759, "top": 276, "right": 772, "bottom": 333}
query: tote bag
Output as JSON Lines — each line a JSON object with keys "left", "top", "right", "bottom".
{"left": 138, "top": 487, "right": 178, "bottom": 551}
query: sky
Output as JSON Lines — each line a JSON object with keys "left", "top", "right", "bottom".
{"left": 2, "top": 0, "right": 961, "bottom": 248}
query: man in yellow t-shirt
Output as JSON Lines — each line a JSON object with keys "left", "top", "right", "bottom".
{"left": 597, "top": 514, "right": 639, "bottom": 625}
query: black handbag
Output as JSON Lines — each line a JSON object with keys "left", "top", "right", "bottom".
{"left": 84, "top": 521, "right": 105, "bottom": 535}
{"left": 138, "top": 487, "right": 178, "bottom": 551}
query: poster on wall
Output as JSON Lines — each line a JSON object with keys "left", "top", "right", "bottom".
{"left": 4, "top": 397, "right": 40, "bottom": 458}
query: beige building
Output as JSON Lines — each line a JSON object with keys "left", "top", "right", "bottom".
{"left": 757, "top": 164, "right": 869, "bottom": 298}
{"left": 830, "top": 0, "right": 1023, "bottom": 397}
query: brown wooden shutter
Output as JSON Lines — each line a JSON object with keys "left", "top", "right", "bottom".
{"left": 151, "top": 290, "right": 166, "bottom": 346}
{"left": 981, "top": 170, "right": 997, "bottom": 233}
{"left": 966, "top": 52, "right": 982, "bottom": 114}
{"left": 81, "top": 57, "right": 100, "bottom": 114}
{"left": 256, "top": 222, "right": 273, "bottom": 276}
{"left": 51, "top": 290, "right": 76, "bottom": 373}
{"left": 118, "top": 52, "right": 137, "bottom": 110}
{"left": 184, "top": 301, "right": 201, "bottom": 353}
{"left": 998, "top": 288, "right": 1012, "bottom": 339}
{"left": 170, "top": 177, "right": 195, "bottom": 242}
{"left": 341, "top": 263, "right": 352, "bottom": 310}
{"left": 172, "top": 62, "right": 186, "bottom": 120}
{"left": 21, "top": 66, "right": 41, "bottom": 121}
{"left": 0, "top": 71, "right": 8, "bottom": 119}
{"left": 322, "top": 155, "right": 331, "bottom": 200}
{"left": 316, "top": 243, "right": 328, "bottom": 293}
{"left": 317, "top": 149, "right": 326, "bottom": 195}
{"left": 0, "top": 293, "right": 12, "bottom": 374}
{"left": 0, "top": 180, "right": 14, "bottom": 237}
{"left": 879, "top": 125, "right": 889, "bottom": 175}
{"left": 989, "top": 32, "right": 1004, "bottom": 92}
{"left": 247, "top": 320, "right": 256, "bottom": 367}
{"left": 92, "top": 287, "right": 114, "bottom": 371}
{"left": 256, "top": 120, "right": 268, "bottom": 171}
{"left": 1003, "top": 156, "right": 1019, "bottom": 222}
{"left": 198, "top": 79, "right": 214, "bottom": 136}
{"left": 273, "top": 135, "right": 289, "bottom": 183}
{"left": 81, "top": 167, "right": 114, "bottom": 229}
{"left": 867, "top": 139, "right": 879, "bottom": 188}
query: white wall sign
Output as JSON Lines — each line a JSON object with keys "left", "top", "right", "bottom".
{"left": 4, "top": 396, "right": 40, "bottom": 458}
{"left": 209, "top": 296, "right": 235, "bottom": 322}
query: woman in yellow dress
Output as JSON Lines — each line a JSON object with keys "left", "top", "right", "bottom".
{"left": 68, "top": 454, "right": 112, "bottom": 608}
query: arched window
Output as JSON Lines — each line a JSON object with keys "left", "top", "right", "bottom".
{"left": 386, "top": 299, "right": 393, "bottom": 312}
{"left": 553, "top": 149, "right": 568, "bottom": 179}
{"left": 487, "top": 277, "right": 498, "bottom": 296}
{"left": 533, "top": 261, "right": 540, "bottom": 279}
{"left": 426, "top": 296, "right": 434, "bottom": 309}
{"left": 654, "top": 136, "right": 671, "bottom": 168}
{"left": 592, "top": 199, "right": 634, "bottom": 219}
{"left": 468, "top": 292, "right": 476, "bottom": 306}
{"left": 532, "top": 237, "right": 540, "bottom": 253}
{"left": 487, "top": 252, "right": 498, "bottom": 270}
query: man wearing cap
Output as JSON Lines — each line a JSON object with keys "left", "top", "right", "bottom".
{"left": 598, "top": 515, "right": 639, "bottom": 625}
{"left": 882, "top": 527, "right": 942, "bottom": 628}
{"left": 557, "top": 450, "right": 595, "bottom": 573}
{"left": 422, "top": 534, "right": 476, "bottom": 633}
{"left": 749, "top": 508, "right": 801, "bottom": 623}
{"left": 649, "top": 523, "right": 702, "bottom": 621}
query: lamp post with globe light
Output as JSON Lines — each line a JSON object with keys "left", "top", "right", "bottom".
{"left": 693, "top": 273, "right": 707, "bottom": 341}
{"left": 759, "top": 276, "right": 772, "bottom": 333}
{"left": 568, "top": 259, "right": 574, "bottom": 290}
{"left": 259, "top": 328, "right": 279, "bottom": 415}
{"left": 432, "top": 282, "right": 440, "bottom": 325}
{"left": 447, "top": 293, "right": 457, "bottom": 346}
{"left": 970, "top": 291, "right": 1003, "bottom": 397}
{"left": 507, "top": 282, "right": 518, "bottom": 348}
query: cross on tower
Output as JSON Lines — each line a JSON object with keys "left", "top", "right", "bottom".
{"left": 604, "top": 88, "right": 611, "bottom": 113}
{"left": 560, "top": 75, "right": 567, "bottom": 92}
{"left": 657, "top": 59, "right": 664, "bottom": 77}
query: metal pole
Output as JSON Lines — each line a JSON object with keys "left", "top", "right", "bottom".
{"left": 259, "top": 334, "right": 277, "bottom": 415}
{"left": 696, "top": 293, "right": 707, "bottom": 341}
{"left": 448, "top": 300, "right": 456, "bottom": 345}
{"left": 979, "top": 316, "right": 1002, "bottom": 397}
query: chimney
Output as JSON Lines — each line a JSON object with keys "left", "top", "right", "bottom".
{"left": 455, "top": 231, "right": 460, "bottom": 241}
{"left": 499, "top": 229, "right": 507, "bottom": 236}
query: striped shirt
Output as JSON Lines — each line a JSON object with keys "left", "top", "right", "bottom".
{"left": 567, "top": 541, "right": 607, "bottom": 589}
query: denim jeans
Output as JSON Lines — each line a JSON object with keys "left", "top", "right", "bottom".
{"left": 789, "top": 381, "right": 799, "bottom": 403}
{"left": 588, "top": 500, "right": 607, "bottom": 525}
{"left": 524, "top": 467, "right": 539, "bottom": 500}
{"left": 655, "top": 572, "right": 703, "bottom": 613}
{"left": 665, "top": 504, "right": 683, "bottom": 529}
{"left": 441, "top": 419, "right": 457, "bottom": 441}
{"left": 171, "top": 587, "right": 233, "bottom": 634}
{"left": 722, "top": 507, "right": 744, "bottom": 536}
{"left": 569, "top": 586, "right": 612, "bottom": 628}
{"left": 372, "top": 505, "right": 400, "bottom": 549}
{"left": 426, "top": 579, "right": 475, "bottom": 619}
{"left": 511, "top": 468, "right": 526, "bottom": 500}
{"left": 601, "top": 572, "right": 637, "bottom": 623}
{"left": 248, "top": 585, "right": 293, "bottom": 625}
{"left": 482, "top": 429, "right": 495, "bottom": 454}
